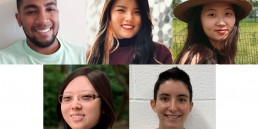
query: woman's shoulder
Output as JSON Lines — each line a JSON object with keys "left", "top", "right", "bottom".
{"left": 180, "top": 51, "right": 200, "bottom": 64}
{"left": 153, "top": 42, "right": 173, "bottom": 64}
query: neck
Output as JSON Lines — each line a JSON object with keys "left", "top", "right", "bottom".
{"left": 116, "top": 36, "right": 136, "bottom": 47}
{"left": 26, "top": 39, "right": 60, "bottom": 55}
{"left": 157, "top": 125, "right": 185, "bottom": 129}
{"left": 209, "top": 39, "right": 224, "bottom": 50}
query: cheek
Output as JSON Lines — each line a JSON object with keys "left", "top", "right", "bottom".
{"left": 228, "top": 18, "right": 236, "bottom": 30}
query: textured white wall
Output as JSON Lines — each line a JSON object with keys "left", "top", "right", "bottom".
{"left": 130, "top": 65, "right": 216, "bottom": 129}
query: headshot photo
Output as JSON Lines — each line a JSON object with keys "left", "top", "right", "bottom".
{"left": 44, "top": 65, "right": 129, "bottom": 129}
{"left": 0, "top": 0, "right": 87, "bottom": 64}
{"left": 172, "top": 0, "right": 258, "bottom": 64}
{"left": 86, "top": 0, "right": 173, "bottom": 64}
{"left": 130, "top": 65, "right": 216, "bottom": 129}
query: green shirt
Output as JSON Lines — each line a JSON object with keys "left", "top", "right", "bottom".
{"left": 0, "top": 39, "right": 86, "bottom": 64}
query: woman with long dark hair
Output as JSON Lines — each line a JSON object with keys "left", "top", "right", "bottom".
{"left": 56, "top": 67, "right": 115, "bottom": 129}
{"left": 87, "top": 0, "right": 172, "bottom": 64}
{"left": 174, "top": 0, "right": 252, "bottom": 64}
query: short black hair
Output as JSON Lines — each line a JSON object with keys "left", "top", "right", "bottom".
{"left": 153, "top": 67, "right": 193, "bottom": 102}
{"left": 16, "top": 0, "right": 57, "bottom": 12}
{"left": 16, "top": 0, "right": 22, "bottom": 12}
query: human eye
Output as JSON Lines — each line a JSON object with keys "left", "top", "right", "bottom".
{"left": 62, "top": 95, "right": 73, "bottom": 102}
{"left": 117, "top": 8, "right": 125, "bottom": 13}
{"left": 81, "top": 94, "right": 93, "bottom": 101}
{"left": 225, "top": 11, "right": 234, "bottom": 17}
{"left": 46, "top": 7, "right": 57, "bottom": 12}
{"left": 25, "top": 9, "right": 36, "bottom": 15}
{"left": 159, "top": 96, "right": 170, "bottom": 102}
{"left": 208, "top": 12, "right": 216, "bottom": 17}
{"left": 134, "top": 9, "right": 140, "bottom": 14}
{"left": 178, "top": 97, "right": 187, "bottom": 103}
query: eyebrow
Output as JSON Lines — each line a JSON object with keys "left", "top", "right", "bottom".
{"left": 177, "top": 94, "right": 189, "bottom": 98}
{"left": 23, "top": 2, "right": 57, "bottom": 10}
{"left": 207, "top": 7, "right": 233, "bottom": 11}
{"left": 158, "top": 93, "right": 170, "bottom": 97}
{"left": 114, "top": 5, "right": 139, "bottom": 10}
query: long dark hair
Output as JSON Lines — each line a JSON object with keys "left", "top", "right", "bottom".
{"left": 56, "top": 67, "right": 115, "bottom": 129}
{"left": 87, "top": 0, "right": 156, "bottom": 64}
{"left": 175, "top": 5, "right": 240, "bottom": 64}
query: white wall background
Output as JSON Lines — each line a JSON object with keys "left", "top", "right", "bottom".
{"left": 217, "top": 65, "right": 258, "bottom": 129}
{"left": 130, "top": 65, "right": 216, "bottom": 129}
{"left": 0, "top": 65, "right": 43, "bottom": 129}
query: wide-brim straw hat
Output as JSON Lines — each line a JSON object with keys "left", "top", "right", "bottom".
{"left": 173, "top": 0, "right": 253, "bottom": 23}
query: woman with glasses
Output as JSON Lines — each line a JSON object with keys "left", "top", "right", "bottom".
{"left": 56, "top": 67, "right": 115, "bottom": 129}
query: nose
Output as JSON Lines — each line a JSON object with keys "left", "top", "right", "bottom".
{"left": 36, "top": 9, "right": 49, "bottom": 24}
{"left": 71, "top": 97, "right": 82, "bottom": 110}
{"left": 216, "top": 18, "right": 226, "bottom": 26}
{"left": 125, "top": 12, "right": 133, "bottom": 21}
{"left": 168, "top": 100, "right": 178, "bottom": 112}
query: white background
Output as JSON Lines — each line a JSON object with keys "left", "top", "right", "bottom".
{"left": 0, "top": 65, "right": 43, "bottom": 129}
{"left": 217, "top": 65, "right": 258, "bottom": 129}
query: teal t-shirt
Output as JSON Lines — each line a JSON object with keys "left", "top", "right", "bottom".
{"left": 0, "top": 39, "right": 86, "bottom": 64}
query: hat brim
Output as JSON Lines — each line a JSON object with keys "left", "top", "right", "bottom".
{"left": 173, "top": 0, "right": 253, "bottom": 23}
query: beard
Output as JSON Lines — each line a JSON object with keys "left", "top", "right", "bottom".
{"left": 25, "top": 32, "right": 58, "bottom": 48}
{"left": 23, "top": 25, "right": 59, "bottom": 48}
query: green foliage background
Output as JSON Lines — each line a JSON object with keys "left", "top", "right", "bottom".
{"left": 44, "top": 65, "right": 129, "bottom": 128}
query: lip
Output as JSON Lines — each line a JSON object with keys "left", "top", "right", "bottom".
{"left": 121, "top": 24, "right": 134, "bottom": 30}
{"left": 215, "top": 29, "right": 228, "bottom": 34}
{"left": 70, "top": 113, "right": 85, "bottom": 121}
{"left": 165, "top": 114, "right": 182, "bottom": 120}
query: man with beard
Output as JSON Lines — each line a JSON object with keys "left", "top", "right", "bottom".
{"left": 0, "top": 0, "right": 86, "bottom": 64}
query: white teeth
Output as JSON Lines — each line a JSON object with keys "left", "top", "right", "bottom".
{"left": 167, "top": 115, "right": 180, "bottom": 119}
{"left": 71, "top": 115, "right": 84, "bottom": 119}
{"left": 37, "top": 28, "right": 50, "bottom": 33}
{"left": 122, "top": 25, "right": 133, "bottom": 29}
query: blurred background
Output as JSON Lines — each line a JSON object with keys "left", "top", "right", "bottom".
{"left": 44, "top": 65, "right": 129, "bottom": 129}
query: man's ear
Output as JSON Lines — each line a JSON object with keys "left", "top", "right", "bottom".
{"left": 150, "top": 99, "right": 157, "bottom": 113}
{"left": 15, "top": 13, "right": 22, "bottom": 27}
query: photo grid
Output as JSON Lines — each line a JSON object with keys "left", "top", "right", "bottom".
{"left": 0, "top": 0, "right": 258, "bottom": 129}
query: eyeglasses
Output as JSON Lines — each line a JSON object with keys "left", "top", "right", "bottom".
{"left": 58, "top": 94, "right": 100, "bottom": 104}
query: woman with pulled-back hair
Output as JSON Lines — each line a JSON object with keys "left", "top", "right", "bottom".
{"left": 56, "top": 67, "right": 115, "bottom": 129}
{"left": 174, "top": 0, "right": 253, "bottom": 64}
{"left": 87, "top": 0, "right": 172, "bottom": 64}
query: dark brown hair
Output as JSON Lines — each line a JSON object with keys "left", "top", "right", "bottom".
{"left": 175, "top": 5, "right": 240, "bottom": 64}
{"left": 87, "top": 0, "right": 156, "bottom": 64}
{"left": 56, "top": 67, "right": 115, "bottom": 129}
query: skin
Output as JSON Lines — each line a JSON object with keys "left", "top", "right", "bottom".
{"left": 61, "top": 76, "right": 101, "bottom": 129}
{"left": 110, "top": 0, "right": 141, "bottom": 39}
{"left": 151, "top": 80, "right": 193, "bottom": 129}
{"left": 15, "top": 0, "right": 60, "bottom": 55}
{"left": 201, "top": 3, "right": 236, "bottom": 49}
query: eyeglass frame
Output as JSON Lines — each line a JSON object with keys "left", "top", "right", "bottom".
{"left": 58, "top": 93, "right": 100, "bottom": 104}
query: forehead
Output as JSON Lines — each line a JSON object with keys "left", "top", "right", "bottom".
{"left": 202, "top": 2, "right": 234, "bottom": 11}
{"left": 20, "top": 0, "right": 56, "bottom": 8}
{"left": 113, "top": 0, "right": 139, "bottom": 8}
{"left": 64, "top": 76, "right": 97, "bottom": 94}
{"left": 157, "top": 80, "right": 189, "bottom": 96}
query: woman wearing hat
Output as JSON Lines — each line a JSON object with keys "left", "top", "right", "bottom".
{"left": 174, "top": 0, "right": 253, "bottom": 64}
